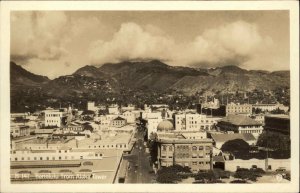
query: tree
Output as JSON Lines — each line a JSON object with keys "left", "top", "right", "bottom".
{"left": 234, "top": 168, "right": 263, "bottom": 182}
{"left": 156, "top": 165, "right": 191, "bottom": 183}
{"left": 221, "top": 139, "right": 250, "bottom": 158}
{"left": 148, "top": 132, "right": 158, "bottom": 165}
{"left": 257, "top": 131, "right": 290, "bottom": 151}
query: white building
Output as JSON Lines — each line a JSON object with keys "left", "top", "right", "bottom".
{"left": 226, "top": 103, "right": 252, "bottom": 116}
{"left": 252, "top": 103, "right": 289, "bottom": 112}
{"left": 217, "top": 115, "right": 263, "bottom": 138}
{"left": 175, "top": 113, "right": 222, "bottom": 131}
{"left": 87, "top": 101, "right": 98, "bottom": 111}
{"left": 10, "top": 148, "right": 104, "bottom": 162}
{"left": 44, "top": 109, "right": 63, "bottom": 127}
{"left": 147, "top": 117, "right": 163, "bottom": 139}
{"left": 122, "top": 111, "right": 136, "bottom": 123}
{"left": 108, "top": 105, "right": 119, "bottom": 115}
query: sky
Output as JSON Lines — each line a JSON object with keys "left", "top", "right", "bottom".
{"left": 11, "top": 11, "right": 290, "bottom": 79}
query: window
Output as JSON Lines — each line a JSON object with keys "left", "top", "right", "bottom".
{"left": 199, "top": 146, "right": 204, "bottom": 150}
{"left": 34, "top": 157, "right": 37, "bottom": 160}
{"left": 15, "top": 158, "right": 18, "bottom": 161}
{"left": 192, "top": 146, "right": 197, "bottom": 151}
{"left": 52, "top": 157, "right": 55, "bottom": 160}
{"left": 192, "top": 162, "right": 197, "bottom": 165}
{"left": 169, "top": 146, "right": 172, "bottom": 151}
{"left": 46, "top": 157, "right": 49, "bottom": 160}
{"left": 162, "top": 146, "right": 166, "bottom": 151}
{"left": 59, "top": 156, "right": 61, "bottom": 160}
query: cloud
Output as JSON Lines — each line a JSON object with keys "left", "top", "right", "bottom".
{"left": 89, "top": 22, "right": 175, "bottom": 64}
{"left": 11, "top": 11, "right": 69, "bottom": 62}
{"left": 89, "top": 20, "right": 273, "bottom": 69}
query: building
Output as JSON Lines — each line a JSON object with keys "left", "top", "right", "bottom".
{"left": 226, "top": 103, "right": 252, "bottom": 116}
{"left": 155, "top": 121, "right": 213, "bottom": 172}
{"left": 122, "top": 111, "right": 136, "bottom": 123}
{"left": 217, "top": 114, "right": 263, "bottom": 138}
{"left": 250, "top": 114, "right": 265, "bottom": 125}
{"left": 87, "top": 101, "right": 97, "bottom": 111}
{"left": 147, "top": 117, "right": 163, "bottom": 139}
{"left": 10, "top": 147, "right": 104, "bottom": 162}
{"left": 264, "top": 115, "right": 290, "bottom": 135}
{"left": 108, "top": 105, "right": 119, "bottom": 115}
{"left": 252, "top": 103, "right": 289, "bottom": 112}
{"left": 11, "top": 125, "right": 30, "bottom": 138}
{"left": 44, "top": 109, "right": 64, "bottom": 127}
{"left": 110, "top": 116, "right": 127, "bottom": 128}
{"left": 210, "top": 133, "right": 257, "bottom": 149}
{"left": 175, "top": 113, "right": 221, "bottom": 131}
{"left": 224, "top": 158, "right": 290, "bottom": 172}
{"left": 157, "top": 137, "right": 213, "bottom": 172}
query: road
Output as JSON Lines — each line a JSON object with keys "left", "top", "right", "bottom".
{"left": 123, "top": 127, "right": 156, "bottom": 183}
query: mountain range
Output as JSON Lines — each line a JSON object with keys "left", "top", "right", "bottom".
{"left": 10, "top": 60, "right": 290, "bottom": 97}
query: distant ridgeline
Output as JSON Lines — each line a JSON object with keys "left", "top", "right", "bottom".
{"left": 10, "top": 60, "right": 290, "bottom": 113}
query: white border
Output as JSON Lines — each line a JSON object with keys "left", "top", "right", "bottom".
{"left": 0, "top": 1, "right": 299, "bottom": 193}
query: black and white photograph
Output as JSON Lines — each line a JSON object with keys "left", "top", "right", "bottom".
{"left": 0, "top": 1, "right": 299, "bottom": 193}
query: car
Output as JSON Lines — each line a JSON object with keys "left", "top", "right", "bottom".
{"left": 275, "top": 168, "right": 286, "bottom": 172}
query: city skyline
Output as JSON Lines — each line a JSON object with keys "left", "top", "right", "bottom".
{"left": 11, "top": 11, "right": 290, "bottom": 79}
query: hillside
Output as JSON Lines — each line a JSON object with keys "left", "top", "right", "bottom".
{"left": 10, "top": 61, "right": 49, "bottom": 87}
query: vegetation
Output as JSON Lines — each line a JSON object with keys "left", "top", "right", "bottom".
{"left": 193, "top": 169, "right": 230, "bottom": 183}
{"left": 156, "top": 165, "right": 191, "bottom": 183}
{"left": 221, "top": 139, "right": 250, "bottom": 156}
{"left": 257, "top": 131, "right": 290, "bottom": 152}
{"left": 233, "top": 168, "right": 264, "bottom": 182}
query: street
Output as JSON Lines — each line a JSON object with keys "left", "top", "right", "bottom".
{"left": 123, "top": 127, "right": 156, "bottom": 183}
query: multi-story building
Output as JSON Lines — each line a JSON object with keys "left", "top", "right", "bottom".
{"left": 175, "top": 113, "right": 221, "bottom": 131}
{"left": 154, "top": 121, "right": 213, "bottom": 172}
{"left": 44, "top": 109, "right": 63, "bottom": 127}
{"left": 264, "top": 114, "right": 290, "bottom": 135}
{"left": 147, "top": 117, "right": 163, "bottom": 139}
{"left": 122, "top": 111, "right": 136, "bottom": 123}
{"left": 252, "top": 103, "right": 289, "bottom": 113}
{"left": 110, "top": 116, "right": 127, "bottom": 128}
{"left": 157, "top": 137, "right": 213, "bottom": 172}
{"left": 11, "top": 125, "right": 30, "bottom": 138}
{"left": 10, "top": 148, "right": 103, "bottom": 162}
{"left": 217, "top": 114, "right": 263, "bottom": 138}
{"left": 226, "top": 103, "right": 252, "bottom": 116}
{"left": 108, "top": 105, "right": 119, "bottom": 115}
{"left": 87, "top": 101, "right": 97, "bottom": 111}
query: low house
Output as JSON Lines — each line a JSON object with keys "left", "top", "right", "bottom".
{"left": 110, "top": 116, "right": 127, "bottom": 128}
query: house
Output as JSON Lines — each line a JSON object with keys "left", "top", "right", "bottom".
{"left": 217, "top": 114, "right": 263, "bottom": 138}
{"left": 110, "top": 116, "right": 127, "bottom": 128}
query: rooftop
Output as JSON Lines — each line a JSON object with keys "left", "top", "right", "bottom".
{"left": 210, "top": 133, "right": 256, "bottom": 143}
{"left": 219, "top": 114, "right": 261, "bottom": 126}
{"left": 265, "top": 114, "right": 290, "bottom": 119}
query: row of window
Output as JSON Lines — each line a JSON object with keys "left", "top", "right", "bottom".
{"left": 240, "top": 130, "right": 261, "bottom": 134}
{"left": 192, "top": 161, "right": 210, "bottom": 165}
{"left": 88, "top": 144, "right": 126, "bottom": 148}
{"left": 46, "top": 114, "right": 61, "bottom": 117}
{"left": 12, "top": 153, "right": 103, "bottom": 161}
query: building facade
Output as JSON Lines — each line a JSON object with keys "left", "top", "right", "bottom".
{"left": 226, "top": 103, "right": 252, "bottom": 116}
{"left": 217, "top": 115, "right": 263, "bottom": 138}
{"left": 157, "top": 138, "right": 213, "bottom": 173}
{"left": 175, "top": 113, "right": 221, "bottom": 131}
